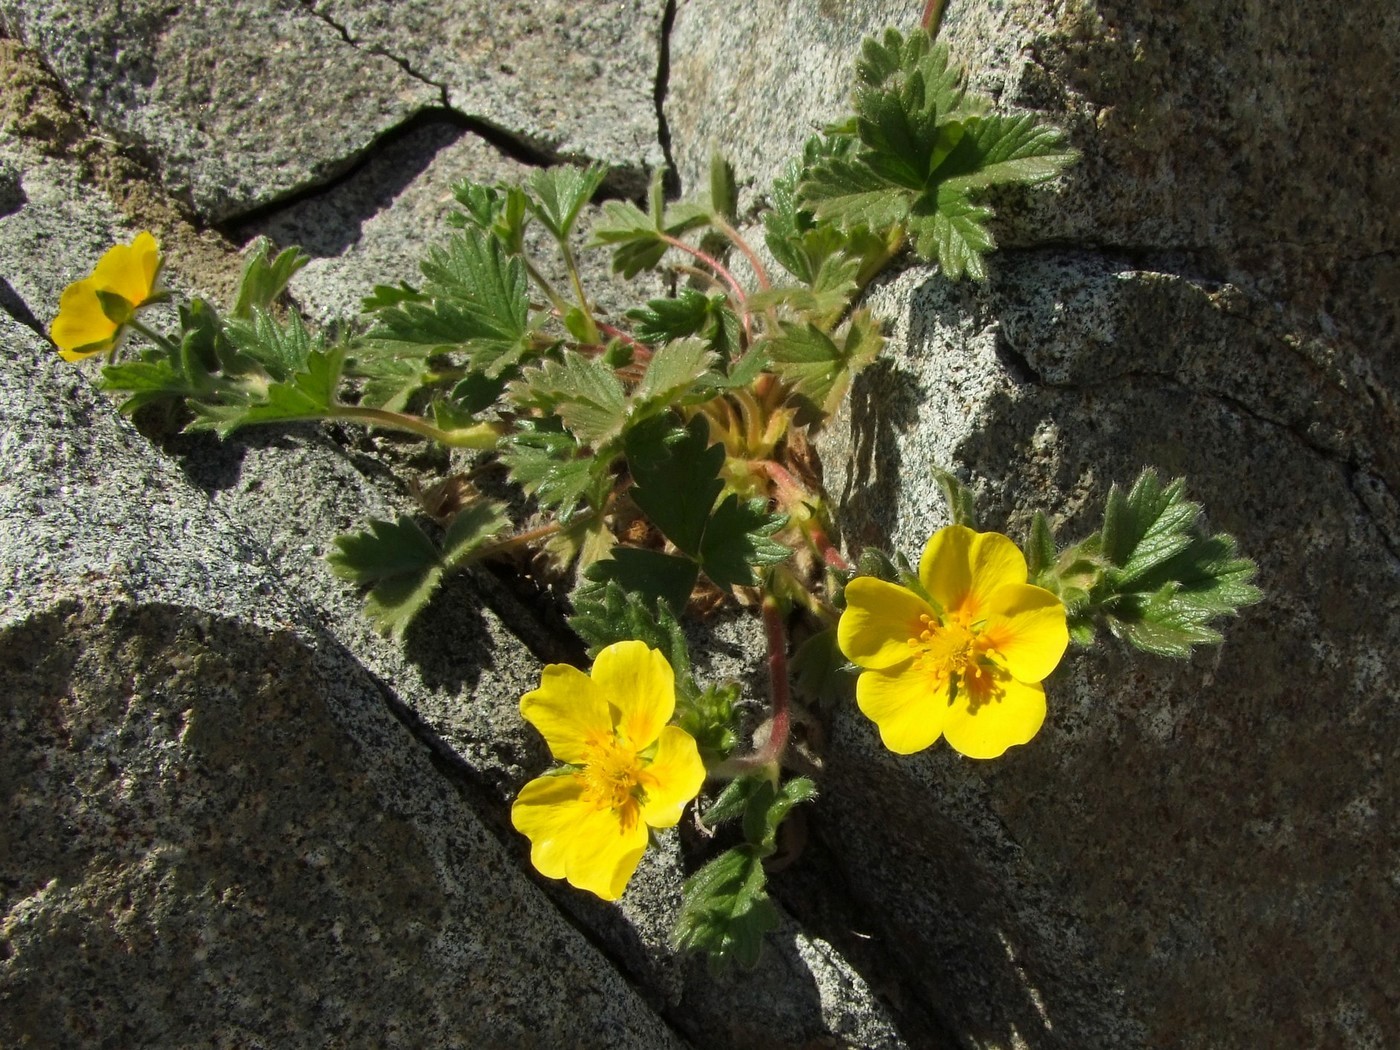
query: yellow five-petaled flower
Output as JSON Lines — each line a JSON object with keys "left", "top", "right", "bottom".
{"left": 50, "top": 230, "right": 163, "bottom": 361}
{"left": 511, "top": 641, "right": 706, "bottom": 901}
{"left": 838, "top": 525, "right": 1069, "bottom": 759}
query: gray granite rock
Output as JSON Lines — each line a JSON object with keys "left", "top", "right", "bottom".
{"left": 0, "top": 318, "right": 688, "bottom": 1049}
{"left": 0, "top": 0, "right": 436, "bottom": 221}
{"left": 665, "top": 0, "right": 898, "bottom": 205}
{"left": 308, "top": 0, "right": 666, "bottom": 187}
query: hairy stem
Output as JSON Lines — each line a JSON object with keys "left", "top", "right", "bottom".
{"left": 331, "top": 406, "right": 504, "bottom": 448}
{"left": 712, "top": 594, "right": 791, "bottom": 778}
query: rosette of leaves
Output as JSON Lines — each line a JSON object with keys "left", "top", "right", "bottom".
{"left": 798, "top": 27, "right": 1078, "bottom": 280}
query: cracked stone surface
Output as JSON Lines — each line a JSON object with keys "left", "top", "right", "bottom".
{"left": 308, "top": 0, "right": 666, "bottom": 190}
{"left": 0, "top": 0, "right": 438, "bottom": 221}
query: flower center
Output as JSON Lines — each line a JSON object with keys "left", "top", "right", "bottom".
{"left": 908, "top": 612, "right": 1000, "bottom": 709}
{"left": 577, "top": 738, "right": 651, "bottom": 818}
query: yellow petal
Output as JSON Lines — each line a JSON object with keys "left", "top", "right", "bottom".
{"left": 511, "top": 774, "right": 649, "bottom": 900}
{"left": 919, "top": 526, "right": 1028, "bottom": 619}
{"left": 591, "top": 640, "right": 674, "bottom": 750}
{"left": 838, "top": 577, "right": 936, "bottom": 670}
{"left": 980, "top": 584, "right": 1069, "bottom": 683}
{"left": 50, "top": 278, "right": 119, "bottom": 360}
{"left": 520, "top": 663, "right": 610, "bottom": 763}
{"left": 91, "top": 231, "right": 161, "bottom": 307}
{"left": 855, "top": 664, "right": 950, "bottom": 755}
{"left": 941, "top": 673, "right": 1046, "bottom": 759}
{"left": 638, "top": 725, "right": 705, "bottom": 829}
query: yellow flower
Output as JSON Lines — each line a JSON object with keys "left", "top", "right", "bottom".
{"left": 50, "top": 231, "right": 163, "bottom": 361}
{"left": 511, "top": 641, "right": 706, "bottom": 901}
{"left": 838, "top": 525, "right": 1069, "bottom": 759}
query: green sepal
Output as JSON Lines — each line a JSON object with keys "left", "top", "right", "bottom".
{"left": 675, "top": 681, "right": 740, "bottom": 765}
{"left": 932, "top": 466, "right": 978, "bottom": 529}
{"left": 790, "top": 626, "right": 857, "bottom": 707}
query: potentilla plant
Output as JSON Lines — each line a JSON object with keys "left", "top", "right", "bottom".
{"left": 50, "top": 17, "right": 1261, "bottom": 968}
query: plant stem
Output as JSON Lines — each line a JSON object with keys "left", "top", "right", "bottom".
{"left": 712, "top": 217, "right": 772, "bottom": 291}
{"left": 127, "top": 318, "right": 180, "bottom": 356}
{"left": 522, "top": 256, "right": 575, "bottom": 320}
{"left": 660, "top": 234, "right": 753, "bottom": 340}
{"left": 922, "top": 0, "right": 948, "bottom": 36}
{"left": 330, "top": 406, "right": 504, "bottom": 448}
{"left": 471, "top": 517, "right": 573, "bottom": 561}
{"left": 712, "top": 593, "right": 791, "bottom": 778}
{"left": 559, "top": 240, "right": 600, "bottom": 342}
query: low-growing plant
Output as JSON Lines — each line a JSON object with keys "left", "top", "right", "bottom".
{"left": 49, "top": 16, "right": 1259, "bottom": 969}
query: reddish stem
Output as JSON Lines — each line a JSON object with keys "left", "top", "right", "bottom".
{"left": 713, "top": 594, "right": 791, "bottom": 777}
{"left": 595, "top": 321, "right": 654, "bottom": 360}
{"left": 660, "top": 233, "right": 754, "bottom": 343}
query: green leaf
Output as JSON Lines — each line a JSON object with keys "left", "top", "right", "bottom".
{"left": 932, "top": 466, "right": 978, "bottom": 529}
{"left": 800, "top": 155, "right": 914, "bottom": 234}
{"left": 327, "top": 503, "right": 507, "bottom": 638}
{"left": 673, "top": 847, "right": 780, "bottom": 971}
{"left": 1026, "top": 510, "right": 1057, "bottom": 582}
{"left": 568, "top": 579, "right": 695, "bottom": 689}
{"left": 414, "top": 226, "right": 533, "bottom": 372}
{"left": 189, "top": 345, "right": 346, "bottom": 436}
{"left": 708, "top": 151, "right": 739, "bottom": 224}
{"left": 935, "top": 113, "right": 1078, "bottom": 192}
{"left": 360, "top": 281, "right": 424, "bottom": 312}
{"left": 743, "top": 776, "right": 817, "bottom": 854}
{"left": 910, "top": 185, "right": 996, "bottom": 281}
{"left": 625, "top": 414, "right": 725, "bottom": 558}
{"left": 232, "top": 238, "right": 309, "bottom": 320}
{"left": 1087, "top": 470, "right": 1262, "bottom": 657}
{"left": 699, "top": 495, "right": 790, "bottom": 589}
{"left": 765, "top": 311, "right": 883, "bottom": 421}
{"left": 223, "top": 307, "right": 322, "bottom": 381}
{"left": 500, "top": 428, "right": 603, "bottom": 518}
{"left": 627, "top": 290, "right": 731, "bottom": 347}
{"left": 583, "top": 548, "right": 700, "bottom": 620}
{"left": 510, "top": 354, "right": 629, "bottom": 448}
{"left": 526, "top": 163, "right": 608, "bottom": 241}
{"left": 631, "top": 337, "right": 720, "bottom": 417}
{"left": 589, "top": 168, "right": 711, "bottom": 277}
{"left": 327, "top": 516, "right": 449, "bottom": 638}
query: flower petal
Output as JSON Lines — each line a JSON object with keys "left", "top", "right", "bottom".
{"left": 638, "top": 725, "right": 706, "bottom": 829}
{"left": 591, "top": 640, "right": 674, "bottom": 750}
{"left": 980, "top": 584, "right": 1069, "bottom": 683}
{"left": 838, "top": 577, "right": 936, "bottom": 670}
{"left": 855, "top": 664, "right": 950, "bottom": 755}
{"left": 511, "top": 774, "right": 648, "bottom": 901}
{"left": 919, "top": 526, "right": 1028, "bottom": 619}
{"left": 50, "top": 278, "right": 119, "bottom": 360}
{"left": 941, "top": 673, "right": 1046, "bottom": 759}
{"left": 520, "top": 663, "right": 610, "bottom": 763}
{"left": 91, "top": 231, "right": 161, "bottom": 307}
